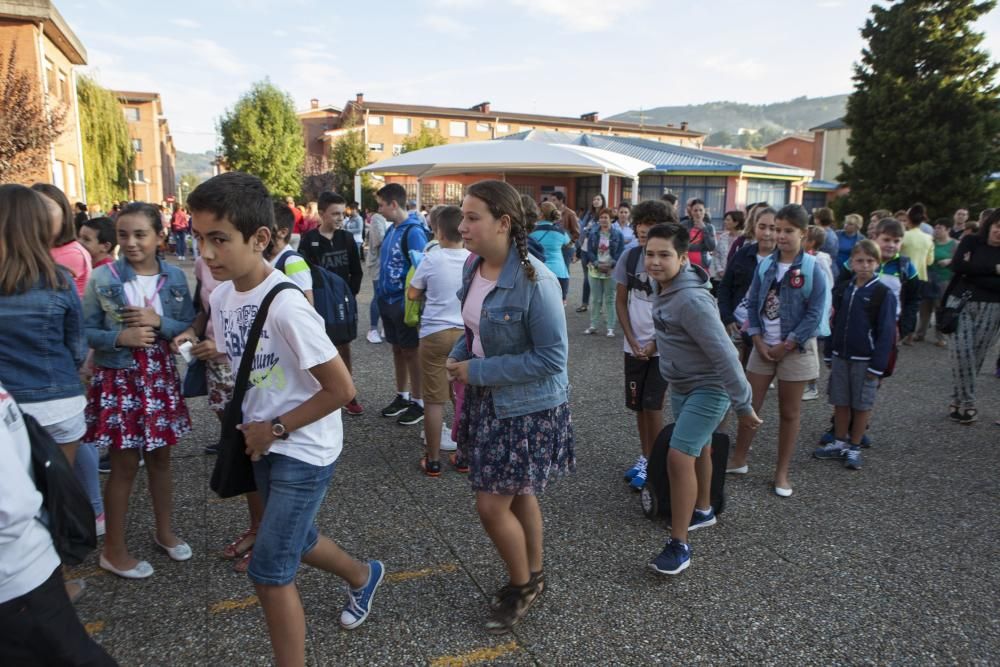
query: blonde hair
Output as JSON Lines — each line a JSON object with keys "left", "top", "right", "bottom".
{"left": 844, "top": 213, "right": 863, "bottom": 229}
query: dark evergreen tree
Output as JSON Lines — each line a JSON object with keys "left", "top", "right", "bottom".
{"left": 841, "top": 0, "right": 1000, "bottom": 215}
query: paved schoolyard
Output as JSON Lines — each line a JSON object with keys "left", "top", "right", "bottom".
{"left": 70, "top": 262, "right": 1000, "bottom": 666}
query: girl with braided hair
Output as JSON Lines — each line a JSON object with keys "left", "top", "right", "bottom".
{"left": 445, "top": 180, "right": 575, "bottom": 634}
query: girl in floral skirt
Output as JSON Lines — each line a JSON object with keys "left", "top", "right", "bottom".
{"left": 82, "top": 203, "right": 194, "bottom": 580}
{"left": 446, "top": 180, "right": 575, "bottom": 634}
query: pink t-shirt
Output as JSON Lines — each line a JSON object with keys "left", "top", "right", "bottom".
{"left": 461, "top": 268, "right": 496, "bottom": 359}
{"left": 194, "top": 258, "right": 228, "bottom": 361}
{"left": 50, "top": 241, "right": 92, "bottom": 297}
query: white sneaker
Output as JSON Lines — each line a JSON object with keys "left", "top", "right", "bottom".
{"left": 802, "top": 384, "right": 819, "bottom": 401}
{"left": 606, "top": 328, "right": 615, "bottom": 337}
{"left": 583, "top": 326, "right": 597, "bottom": 335}
{"left": 366, "top": 329, "right": 383, "bottom": 344}
{"left": 440, "top": 427, "right": 457, "bottom": 452}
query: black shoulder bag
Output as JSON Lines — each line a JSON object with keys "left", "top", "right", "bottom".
{"left": 210, "top": 282, "right": 301, "bottom": 498}
{"left": 25, "top": 412, "right": 96, "bottom": 566}
{"left": 935, "top": 277, "right": 973, "bottom": 335}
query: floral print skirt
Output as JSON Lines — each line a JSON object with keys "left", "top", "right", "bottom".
{"left": 456, "top": 385, "right": 575, "bottom": 495}
{"left": 83, "top": 341, "right": 192, "bottom": 452}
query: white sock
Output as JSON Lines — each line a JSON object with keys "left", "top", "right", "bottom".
{"left": 413, "top": 398, "right": 424, "bottom": 408}
{"left": 695, "top": 506, "right": 712, "bottom": 515}
{"left": 399, "top": 391, "right": 410, "bottom": 401}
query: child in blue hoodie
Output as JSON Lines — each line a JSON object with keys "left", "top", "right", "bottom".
{"left": 814, "top": 240, "right": 897, "bottom": 470}
{"left": 644, "top": 223, "right": 761, "bottom": 576}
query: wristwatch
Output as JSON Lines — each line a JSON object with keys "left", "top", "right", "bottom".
{"left": 271, "top": 417, "right": 290, "bottom": 440}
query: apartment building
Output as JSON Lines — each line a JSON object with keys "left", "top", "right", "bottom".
{"left": 114, "top": 90, "right": 176, "bottom": 203}
{"left": 0, "top": 0, "right": 87, "bottom": 199}
{"left": 302, "top": 93, "right": 705, "bottom": 172}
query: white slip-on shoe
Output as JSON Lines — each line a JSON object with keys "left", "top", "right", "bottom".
{"left": 773, "top": 485, "right": 793, "bottom": 498}
{"left": 154, "top": 536, "right": 193, "bottom": 562}
{"left": 100, "top": 554, "right": 154, "bottom": 579}
{"left": 725, "top": 465, "right": 749, "bottom": 474}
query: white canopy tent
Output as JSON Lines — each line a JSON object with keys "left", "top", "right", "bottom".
{"left": 356, "top": 140, "right": 655, "bottom": 205}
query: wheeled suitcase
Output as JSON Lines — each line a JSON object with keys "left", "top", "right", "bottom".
{"left": 640, "top": 423, "right": 729, "bottom": 520}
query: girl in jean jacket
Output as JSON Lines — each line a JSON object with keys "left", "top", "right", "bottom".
{"left": 446, "top": 180, "right": 575, "bottom": 635}
{"left": 82, "top": 203, "right": 195, "bottom": 581}
{"left": 730, "top": 204, "right": 828, "bottom": 497}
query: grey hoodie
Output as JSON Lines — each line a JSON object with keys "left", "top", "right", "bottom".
{"left": 653, "top": 263, "right": 753, "bottom": 415}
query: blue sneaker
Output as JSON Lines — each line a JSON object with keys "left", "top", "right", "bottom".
{"left": 623, "top": 456, "right": 646, "bottom": 482}
{"left": 668, "top": 507, "right": 717, "bottom": 532}
{"left": 649, "top": 538, "right": 691, "bottom": 575}
{"left": 860, "top": 433, "right": 872, "bottom": 448}
{"left": 843, "top": 447, "right": 863, "bottom": 470}
{"left": 340, "top": 560, "right": 385, "bottom": 630}
{"left": 813, "top": 440, "right": 848, "bottom": 460}
{"left": 819, "top": 430, "right": 835, "bottom": 445}
{"left": 628, "top": 459, "right": 648, "bottom": 491}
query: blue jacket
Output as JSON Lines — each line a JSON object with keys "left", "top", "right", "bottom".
{"left": 376, "top": 213, "right": 428, "bottom": 304}
{"left": 83, "top": 257, "right": 195, "bottom": 369}
{"left": 825, "top": 277, "right": 898, "bottom": 376}
{"left": 583, "top": 226, "right": 625, "bottom": 265}
{"left": 449, "top": 247, "right": 569, "bottom": 419}
{"left": 717, "top": 242, "right": 761, "bottom": 326}
{"left": 0, "top": 272, "right": 86, "bottom": 403}
{"left": 529, "top": 222, "right": 570, "bottom": 279}
{"left": 835, "top": 230, "right": 862, "bottom": 268}
{"left": 746, "top": 249, "right": 828, "bottom": 347}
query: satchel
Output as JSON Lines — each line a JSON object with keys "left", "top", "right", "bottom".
{"left": 182, "top": 358, "right": 208, "bottom": 398}
{"left": 24, "top": 411, "right": 97, "bottom": 565}
{"left": 210, "top": 282, "right": 302, "bottom": 498}
{"left": 935, "top": 279, "right": 972, "bottom": 335}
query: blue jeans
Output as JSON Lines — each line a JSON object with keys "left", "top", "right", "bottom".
{"left": 669, "top": 388, "right": 731, "bottom": 457}
{"left": 247, "top": 454, "right": 336, "bottom": 586}
{"left": 73, "top": 443, "right": 103, "bottom": 516}
{"left": 369, "top": 280, "right": 380, "bottom": 330}
{"left": 174, "top": 230, "right": 187, "bottom": 258}
{"left": 579, "top": 257, "right": 591, "bottom": 305}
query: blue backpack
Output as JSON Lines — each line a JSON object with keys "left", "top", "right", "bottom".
{"left": 276, "top": 251, "right": 358, "bottom": 345}
{"left": 755, "top": 252, "right": 831, "bottom": 338}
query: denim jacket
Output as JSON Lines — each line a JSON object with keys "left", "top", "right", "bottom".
{"left": 583, "top": 226, "right": 625, "bottom": 265}
{"left": 449, "top": 248, "right": 569, "bottom": 419}
{"left": 83, "top": 257, "right": 195, "bottom": 369}
{"left": 0, "top": 272, "right": 86, "bottom": 403}
{"left": 745, "top": 249, "right": 827, "bottom": 347}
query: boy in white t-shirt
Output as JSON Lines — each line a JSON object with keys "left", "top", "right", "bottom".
{"left": 407, "top": 206, "right": 470, "bottom": 476}
{"left": 186, "top": 173, "right": 384, "bottom": 665}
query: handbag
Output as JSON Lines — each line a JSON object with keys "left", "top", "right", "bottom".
{"left": 935, "top": 278, "right": 973, "bottom": 335}
{"left": 24, "top": 411, "right": 96, "bottom": 566}
{"left": 210, "top": 282, "right": 301, "bottom": 498}
{"left": 182, "top": 358, "right": 208, "bottom": 398}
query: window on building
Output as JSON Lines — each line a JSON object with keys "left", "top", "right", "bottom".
{"left": 392, "top": 144, "right": 404, "bottom": 156}
{"left": 368, "top": 143, "right": 384, "bottom": 152}
{"left": 421, "top": 182, "right": 441, "bottom": 208}
{"left": 392, "top": 117, "right": 411, "bottom": 134}
{"left": 404, "top": 183, "right": 418, "bottom": 201}
{"left": 638, "top": 175, "right": 728, "bottom": 220}
{"left": 44, "top": 59, "right": 55, "bottom": 94}
{"left": 497, "top": 123, "right": 510, "bottom": 134}
{"left": 134, "top": 169, "right": 145, "bottom": 182}
{"left": 369, "top": 115, "right": 384, "bottom": 126}
{"left": 132, "top": 138, "right": 143, "bottom": 152}
{"left": 513, "top": 184, "right": 535, "bottom": 199}
{"left": 745, "top": 179, "right": 790, "bottom": 208}
{"left": 575, "top": 176, "right": 602, "bottom": 212}
{"left": 52, "top": 159, "right": 64, "bottom": 190}
{"left": 802, "top": 191, "right": 828, "bottom": 213}
{"left": 449, "top": 121, "right": 467, "bottom": 138}
{"left": 66, "top": 163, "right": 77, "bottom": 197}
{"left": 124, "top": 107, "right": 140, "bottom": 122}
{"left": 423, "top": 119, "right": 439, "bottom": 129}
{"left": 476, "top": 122, "right": 490, "bottom": 133}
{"left": 57, "top": 71, "right": 68, "bottom": 100}
{"left": 443, "top": 182, "right": 465, "bottom": 204}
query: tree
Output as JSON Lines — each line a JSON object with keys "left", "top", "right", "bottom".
{"left": 0, "top": 44, "right": 67, "bottom": 183}
{"left": 77, "top": 75, "right": 132, "bottom": 206}
{"left": 177, "top": 172, "right": 203, "bottom": 204}
{"left": 704, "top": 130, "right": 733, "bottom": 147}
{"left": 218, "top": 80, "right": 305, "bottom": 197}
{"left": 402, "top": 125, "right": 447, "bottom": 153}
{"left": 329, "top": 127, "right": 374, "bottom": 204}
{"left": 841, "top": 0, "right": 1000, "bottom": 215}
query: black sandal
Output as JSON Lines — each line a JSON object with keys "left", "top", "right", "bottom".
{"left": 575, "top": 305, "right": 588, "bottom": 312}
{"left": 489, "top": 570, "right": 544, "bottom": 610}
{"left": 484, "top": 582, "right": 538, "bottom": 635}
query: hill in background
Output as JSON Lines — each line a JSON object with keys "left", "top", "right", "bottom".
{"left": 608, "top": 94, "right": 849, "bottom": 147}
{"left": 175, "top": 150, "right": 215, "bottom": 179}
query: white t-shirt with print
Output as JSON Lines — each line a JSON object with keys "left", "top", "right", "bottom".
{"left": 269, "top": 248, "right": 314, "bottom": 294}
{"left": 410, "top": 247, "right": 470, "bottom": 338}
{"left": 762, "top": 262, "right": 791, "bottom": 346}
{"left": 210, "top": 270, "right": 342, "bottom": 467}
{"left": 612, "top": 247, "right": 657, "bottom": 356}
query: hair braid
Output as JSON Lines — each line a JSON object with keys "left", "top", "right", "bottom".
{"left": 511, "top": 224, "right": 537, "bottom": 281}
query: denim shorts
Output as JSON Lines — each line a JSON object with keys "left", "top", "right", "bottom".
{"left": 669, "top": 388, "right": 731, "bottom": 457}
{"left": 246, "top": 453, "right": 336, "bottom": 586}
{"left": 828, "top": 357, "right": 879, "bottom": 412}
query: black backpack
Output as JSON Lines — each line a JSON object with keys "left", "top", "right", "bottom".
{"left": 277, "top": 250, "right": 358, "bottom": 345}
{"left": 624, "top": 245, "right": 651, "bottom": 297}
{"left": 25, "top": 412, "right": 96, "bottom": 565}
{"left": 641, "top": 424, "right": 729, "bottom": 520}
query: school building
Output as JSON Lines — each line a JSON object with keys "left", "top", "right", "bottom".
{"left": 113, "top": 90, "right": 177, "bottom": 204}
{"left": 0, "top": 0, "right": 87, "bottom": 200}
{"left": 803, "top": 117, "right": 853, "bottom": 209}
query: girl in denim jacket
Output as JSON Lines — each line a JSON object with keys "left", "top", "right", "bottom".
{"left": 729, "top": 204, "right": 828, "bottom": 498}
{"left": 82, "top": 203, "right": 195, "bottom": 580}
{"left": 446, "top": 180, "right": 575, "bottom": 635}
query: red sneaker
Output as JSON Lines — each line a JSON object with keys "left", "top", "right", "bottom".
{"left": 345, "top": 398, "right": 364, "bottom": 416}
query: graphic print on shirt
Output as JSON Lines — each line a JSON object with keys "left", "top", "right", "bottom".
{"left": 764, "top": 280, "right": 780, "bottom": 322}
{"left": 221, "top": 305, "right": 284, "bottom": 391}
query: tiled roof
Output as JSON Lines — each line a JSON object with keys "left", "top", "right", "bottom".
{"left": 809, "top": 117, "right": 848, "bottom": 131}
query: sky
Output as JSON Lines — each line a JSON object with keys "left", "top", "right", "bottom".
{"left": 60, "top": 0, "right": 1000, "bottom": 154}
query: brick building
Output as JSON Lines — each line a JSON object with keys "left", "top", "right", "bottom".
{"left": 763, "top": 135, "right": 815, "bottom": 171}
{"left": 114, "top": 90, "right": 176, "bottom": 203}
{"left": 0, "top": 0, "right": 87, "bottom": 200}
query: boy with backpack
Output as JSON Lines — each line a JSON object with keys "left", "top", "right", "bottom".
{"left": 188, "top": 172, "right": 384, "bottom": 665}
{"left": 614, "top": 200, "right": 673, "bottom": 491}
{"left": 814, "top": 240, "right": 897, "bottom": 470}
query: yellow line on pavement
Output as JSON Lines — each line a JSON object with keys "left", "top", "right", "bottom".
{"left": 85, "top": 621, "right": 105, "bottom": 635}
{"left": 429, "top": 641, "right": 519, "bottom": 667}
{"left": 386, "top": 563, "right": 459, "bottom": 583}
{"left": 210, "top": 595, "right": 259, "bottom": 613}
